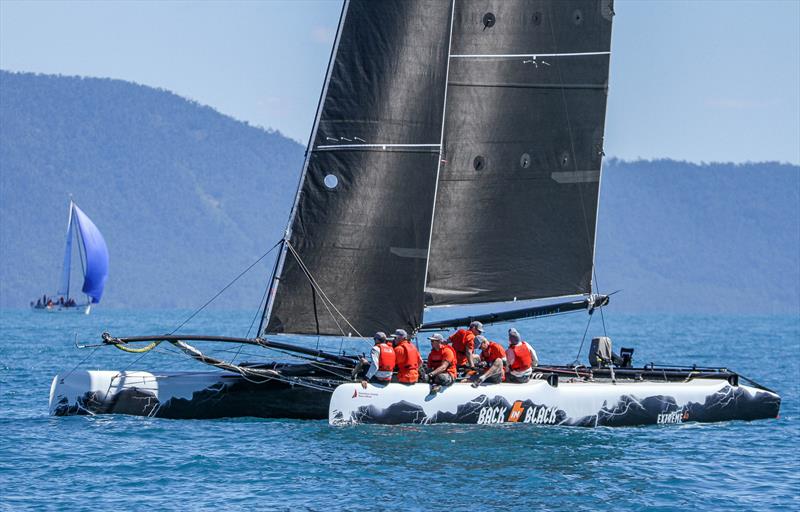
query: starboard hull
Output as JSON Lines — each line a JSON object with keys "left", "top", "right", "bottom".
{"left": 49, "top": 370, "right": 333, "bottom": 419}
{"left": 329, "top": 379, "right": 781, "bottom": 427}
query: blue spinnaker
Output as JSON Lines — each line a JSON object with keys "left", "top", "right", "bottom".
{"left": 73, "top": 205, "right": 109, "bottom": 303}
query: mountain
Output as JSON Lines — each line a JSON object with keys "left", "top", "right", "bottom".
{"left": 1, "top": 71, "right": 798, "bottom": 314}
{"left": 0, "top": 70, "right": 303, "bottom": 311}
{"left": 597, "top": 159, "right": 798, "bottom": 314}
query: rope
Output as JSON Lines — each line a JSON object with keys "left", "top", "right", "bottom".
{"left": 168, "top": 240, "right": 282, "bottom": 335}
{"left": 112, "top": 340, "right": 162, "bottom": 353}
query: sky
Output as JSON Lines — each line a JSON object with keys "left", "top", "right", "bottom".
{"left": 1, "top": 0, "right": 798, "bottom": 164}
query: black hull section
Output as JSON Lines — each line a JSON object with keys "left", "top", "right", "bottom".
{"left": 50, "top": 371, "right": 334, "bottom": 420}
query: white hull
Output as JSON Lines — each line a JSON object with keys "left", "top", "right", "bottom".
{"left": 32, "top": 304, "right": 90, "bottom": 314}
{"left": 329, "top": 378, "right": 780, "bottom": 426}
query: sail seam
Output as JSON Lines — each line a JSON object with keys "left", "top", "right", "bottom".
{"left": 315, "top": 143, "right": 440, "bottom": 149}
{"left": 450, "top": 51, "right": 610, "bottom": 58}
{"left": 421, "top": 0, "right": 457, "bottom": 322}
{"left": 261, "top": 0, "right": 350, "bottom": 334}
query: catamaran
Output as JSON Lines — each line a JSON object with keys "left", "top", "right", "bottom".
{"left": 32, "top": 199, "right": 108, "bottom": 315}
{"left": 50, "top": 0, "right": 780, "bottom": 426}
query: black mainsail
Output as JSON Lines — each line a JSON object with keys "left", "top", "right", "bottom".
{"left": 265, "top": 0, "right": 614, "bottom": 337}
{"left": 425, "top": 0, "right": 614, "bottom": 307}
{"left": 265, "top": 0, "right": 454, "bottom": 336}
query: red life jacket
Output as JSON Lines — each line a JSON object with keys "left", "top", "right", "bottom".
{"left": 508, "top": 342, "right": 532, "bottom": 372}
{"left": 395, "top": 341, "right": 420, "bottom": 384}
{"left": 428, "top": 345, "right": 457, "bottom": 378}
{"left": 449, "top": 329, "right": 475, "bottom": 366}
{"left": 377, "top": 342, "right": 396, "bottom": 374}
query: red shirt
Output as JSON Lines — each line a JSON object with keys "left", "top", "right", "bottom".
{"left": 449, "top": 329, "right": 475, "bottom": 366}
{"left": 480, "top": 341, "right": 506, "bottom": 364}
{"left": 427, "top": 344, "right": 457, "bottom": 378}
{"left": 480, "top": 341, "right": 506, "bottom": 380}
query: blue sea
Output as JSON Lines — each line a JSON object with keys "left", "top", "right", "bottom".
{"left": 0, "top": 309, "right": 798, "bottom": 511}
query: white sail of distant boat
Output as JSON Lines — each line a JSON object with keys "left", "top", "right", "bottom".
{"left": 32, "top": 200, "right": 109, "bottom": 314}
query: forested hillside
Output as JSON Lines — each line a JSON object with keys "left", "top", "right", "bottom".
{"left": 1, "top": 71, "right": 797, "bottom": 314}
{"left": 0, "top": 71, "right": 302, "bottom": 310}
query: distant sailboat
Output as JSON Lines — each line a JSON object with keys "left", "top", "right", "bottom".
{"left": 32, "top": 200, "right": 109, "bottom": 314}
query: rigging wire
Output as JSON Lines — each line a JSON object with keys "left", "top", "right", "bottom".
{"left": 286, "top": 241, "right": 367, "bottom": 341}
{"left": 168, "top": 239, "right": 282, "bottom": 335}
{"left": 573, "top": 311, "right": 593, "bottom": 366}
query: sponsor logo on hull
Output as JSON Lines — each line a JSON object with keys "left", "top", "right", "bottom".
{"left": 476, "top": 401, "right": 558, "bottom": 425}
{"left": 657, "top": 409, "right": 686, "bottom": 424}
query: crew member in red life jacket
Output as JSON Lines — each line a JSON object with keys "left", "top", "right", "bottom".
{"left": 472, "top": 335, "right": 507, "bottom": 387}
{"left": 361, "top": 332, "right": 395, "bottom": 389}
{"left": 392, "top": 329, "right": 422, "bottom": 384}
{"left": 448, "top": 321, "right": 483, "bottom": 368}
{"left": 505, "top": 328, "right": 538, "bottom": 383}
{"left": 426, "top": 333, "right": 457, "bottom": 393}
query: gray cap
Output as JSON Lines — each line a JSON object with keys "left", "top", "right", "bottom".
{"left": 373, "top": 332, "right": 387, "bottom": 342}
{"left": 428, "top": 333, "right": 444, "bottom": 342}
{"left": 508, "top": 328, "right": 521, "bottom": 342}
{"left": 469, "top": 321, "right": 484, "bottom": 333}
{"left": 475, "top": 335, "right": 489, "bottom": 346}
{"left": 394, "top": 328, "right": 408, "bottom": 339}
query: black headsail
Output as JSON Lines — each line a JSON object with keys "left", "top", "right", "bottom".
{"left": 424, "top": 0, "right": 614, "bottom": 308}
{"left": 264, "top": 0, "right": 454, "bottom": 336}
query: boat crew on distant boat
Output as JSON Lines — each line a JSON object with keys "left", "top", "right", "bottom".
{"left": 506, "top": 328, "right": 538, "bottom": 384}
{"left": 361, "top": 332, "right": 395, "bottom": 388}
{"left": 392, "top": 329, "right": 422, "bottom": 384}
{"left": 426, "top": 334, "right": 457, "bottom": 394}
{"left": 472, "top": 336, "right": 507, "bottom": 387}
{"left": 448, "top": 321, "right": 483, "bottom": 368}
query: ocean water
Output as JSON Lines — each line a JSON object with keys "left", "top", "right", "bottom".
{"left": 0, "top": 309, "right": 798, "bottom": 511}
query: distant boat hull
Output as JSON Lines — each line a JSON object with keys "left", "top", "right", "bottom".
{"left": 32, "top": 304, "right": 91, "bottom": 314}
{"left": 49, "top": 369, "right": 334, "bottom": 419}
{"left": 329, "top": 379, "right": 781, "bottom": 427}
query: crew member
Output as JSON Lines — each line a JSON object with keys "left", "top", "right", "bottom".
{"left": 505, "top": 328, "right": 538, "bottom": 383}
{"left": 449, "top": 321, "right": 483, "bottom": 368}
{"left": 472, "top": 335, "right": 506, "bottom": 387}
{"left": 393, "top": 329, "right": 421, "bottom": 384}
{"left": 361, "top": 332, "right": 395, "bottom": 388}
{"left": 426, "top": 334, "right": 457, "bottom": 393}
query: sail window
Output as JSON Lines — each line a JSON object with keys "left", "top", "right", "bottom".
{"left": 473, "top": 155, "right": 486, "bottom": 171}
{"left": 482, "top": 12, "right": 495, "bottom": 29}
{"left": 323, "top": 174, "right": 339, "bottom": 189}
{"left": 520, "top": 153, "right": 531, "bottom": 169}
